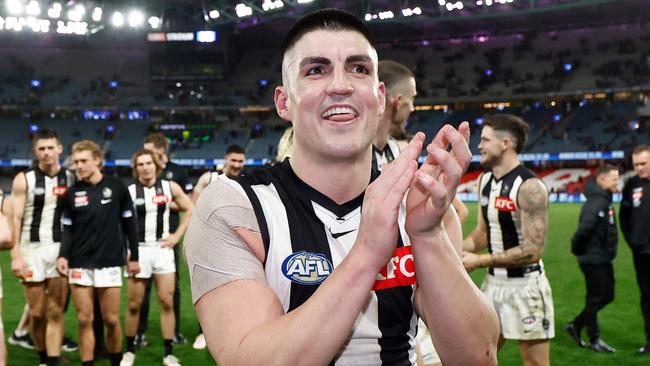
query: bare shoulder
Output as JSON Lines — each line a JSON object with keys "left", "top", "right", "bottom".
{"left": 518, "top": 178, "right": 548, "bottom": 211}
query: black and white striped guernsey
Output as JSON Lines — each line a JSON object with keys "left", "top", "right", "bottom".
{"left": 372, "top": 137, "right": 402, "bottom": 172}
{"left": 228, "top": 160, "right": 418, "bottom": 365}
{"left": 128, "top": 179, "right": 172, "bottom": 243}
{"left": 20, "top": 168, "right": 75, "bottom": 244}
{"left": 479, "top": 164, "right": 545, "bottom": 278}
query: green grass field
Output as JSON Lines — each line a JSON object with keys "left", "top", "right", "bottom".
{"left": 2, "top": 203, "right": 649, "bottom": 365}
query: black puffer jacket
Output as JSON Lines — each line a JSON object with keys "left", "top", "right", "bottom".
{"left": 571, "top": 178, "right": 618, "bottom": 263}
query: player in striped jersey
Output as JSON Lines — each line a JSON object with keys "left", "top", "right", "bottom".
{"left": 463, "top": 114, "right": 554, "bottom": 366}
{"left": 191, "top": 145, "right": 246, "bottom": 202}
{"left": 121, "top": 149, "right": 193, "bottom": 366}
{"left": 185, "top": 9, "right": 498, "bottom": 366}
{"left": 10, "top": 129, "right": 75, "bottom": 366}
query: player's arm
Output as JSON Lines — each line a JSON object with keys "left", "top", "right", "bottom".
{"left": 56, "top": 191, "right": 73, "bottom": 275}
{"left": 0, "top": 194, "right": 13, "bottom": 249}
{"left": 163, "top": 181, "right": 194, "bottom": 248}
{"left": 190, "top": 134, "right": 427, "bottom": 366}
{"left": 462, "top": 173, "right": 488, "bottom": 253}
{"left": 451, "top": 196, "right": 469, "bottom": 224}
{"left": 442, "top": 205, "right": 463, "bottom": 257}
{"left": 10, "top": 173, "right": 27, "bottom": 277}
{"left": 191, "top": 172, "right": 211, "bottom": 203}
{"left": 407, "top": 124, "right": 498, "bottom": 365}
{"left": 470, "top": 178, "right": 548, "bottom": 269}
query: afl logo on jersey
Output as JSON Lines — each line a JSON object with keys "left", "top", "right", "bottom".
{"left": 134, "top": 198, "right": 146, "bottom": 206}
{"left": 34, "top": 187, "right": 45, "bottom": 195}
{"left": 494, "top": 196, "right": 516, "bottom": 212}
{"left": 282, "top": 251, "right": 332, "bottom": 285}
{"left": 480, "top": 195, "right": 489, "bottom": 206}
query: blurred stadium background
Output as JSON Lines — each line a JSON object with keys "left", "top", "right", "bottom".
{"left": 0, "top": 0, "right": 649, "bottom": 364}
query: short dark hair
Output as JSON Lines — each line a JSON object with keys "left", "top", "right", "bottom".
{"left": 595, "top": 164, "right": 618, "bottom": 178}
{"left": 281, "top": 9, "right": 377, "bottom": 58}
{"left": 378, "top": 60, "right": 414, "bottom": 95}
{"left": 32, "top": 129, "right": 60, "bottom": 145}
{"left": 484, "top": 114, "right": 530, "bottom": 154}
{"left": 143, "top": 132, "right": 169, "bottom": 151}
{"left": 225, "top": 144, "right": 245, "bottom": 156}
{"left": 633, "top": 144, "right": 650, "bottom": 156}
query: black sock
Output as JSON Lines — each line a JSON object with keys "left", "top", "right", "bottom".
{"left": 38, "top": 350, "right": 48, "bottom": 364}
{"left": 164, "top": 339, "right": 173, "bottom": 356}
{"left": 47, "top": 356, "right": 61, "bottom": 366}
{"left": 109, "top": 352, "right": 122, "bottom": 366}
{"left": 82, "top": 361, "right": 94, "bottom": 366}
{"left": 126, "top": 336, "right": 136, "bottom": 353}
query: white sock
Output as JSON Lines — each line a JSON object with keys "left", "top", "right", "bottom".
{"left": 14, "top": 329, "right": 27, "bottom": 337}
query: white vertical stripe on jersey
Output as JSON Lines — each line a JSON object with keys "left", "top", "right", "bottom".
{"left": 162, "top": 180, "right": 172, "bottom": 240}
{"left": 21, "top": 170, "right": 67, "bottom": 244}
{"left": 251, "top": 183, "right": 293, "bottom": 313}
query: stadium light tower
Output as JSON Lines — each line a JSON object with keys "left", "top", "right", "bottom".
{"left": 92, "top": 7, "right": 102, "bottom": 22}
{"left": 148, "top": 15, "right": 160, "bottom": 28}
{"left": 111, "top": 11, "right": 124, "bottom": 27}
{"left": 25, "top": 0, "right": 40, "bottom": 16}
{"left": 128, "top": 10, "right": 144, "bottom": 27}
{"left": 6, "top": 0, "right": 24, "bottom": 15}
{"left": 235, "top": 3, "right": 252, "bottom": 17}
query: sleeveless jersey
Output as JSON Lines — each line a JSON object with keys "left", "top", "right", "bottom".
{"left": 372, "top": 137, "right": 402, "bottom": 172}
{"left": 230, "top": 161, "right": 418, "bottom": 365}
{"left": 479, "top": 165, "right": 545, "bottom": 278}
{"left": 21, "top": 168, "right": 75, "bottom": 244}
{"left": 128, "top": 179, "right": 173, "bottom": 243}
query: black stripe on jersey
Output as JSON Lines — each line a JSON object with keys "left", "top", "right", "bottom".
{"left": 51, "top": 170, "right": 68, "bottom": 242}
{"left": 135, "top": 183, "right": 146, "bottom": 242}
{"left": 378, "top": 233, "right": 414, "bottom": 365}
{"left": 29, "top": 170, "right": 45, "bottom": 242}
{"left": 481, "top": 175, "right": 492, "bottom": 256}
{"left": 239, "top": 183, "right": 270, "bottom": 263}
{"left": 371, "top": 145, "right": 396, "bottom": 174}
{"left": 497, "top": 199, "right": 522, "bottom": 277}
{"left": 155, "top": 180, "right": 165, "bottom": 240}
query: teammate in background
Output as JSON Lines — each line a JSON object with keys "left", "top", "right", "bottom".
{"left": 121, "top": 149, "right": 193, "bottom": 366}
{"left": 56, "top": 140, "right": 140, "bottom": 366}
{"left": 620, "top": 144, "right": 650, "bottom": 354}
{"left": 275, "top": 127, "right": 294, "bottom": 163}
{"left": 565, "top": 164, "right": 619, "bottom": 353}
{"left": 8, "top": 305, "right": 34, "bottom": 350}
{"left": 0, "top": 190, "right": 14, "bottom": 366}
{"left": 141, "top": 133, "right": 192, "bottom": 346}
{"left": 191, "top": 145, "right": 246, "bottom": 202}
{"left": 185, "top": 9, "right": 498, "bottom": 365}
{"left": 463, "top": 114, "right": 554, "bottom": 366}
{"left": 189, "top": 144, "right": 246, "bottom": 349}
{"left": 10, "top": 129, "right": 76, "bottom": 366}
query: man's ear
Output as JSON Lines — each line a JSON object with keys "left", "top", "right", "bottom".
{"left": 274, "top": 86, "right": 292, "bottom": 122}
{"left": 377, "top": 82, "right": 386, "bottom": 116}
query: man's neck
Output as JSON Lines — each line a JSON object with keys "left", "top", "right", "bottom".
{"left": 290, "top": 147, "right": 372, "bottom": 205}
{"left": 38, "top": 163, "right": 61, "bottom": 177}
{"left": 139, "top": 176, "right": 156, "bottom": 187}
{"left": 84, "top": 171, "right": 103, "bottom": 185}
{"left": 491, "top": 152, "right": 520, "bottom": 180}
{"left": 373, "top": 116, "right": 392, "bottom": 151}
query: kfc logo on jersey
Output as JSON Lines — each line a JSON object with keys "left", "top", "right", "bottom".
{"left": 373, "top": 246, "right": 416, "bottom": 291}
{"left": 53, "top": 186, "right": 67, "bottom": 196}
{"left": 152, "top": 194, "right": 169, "bottom": 205}
{"left": 74, "top": 195, "right": 89, "bottom": 207}
{"left": 494, "top": 196, "right": 516, "bottom": 212}
{"left": 282, "top": 251, "right": 333, "bottom": 285}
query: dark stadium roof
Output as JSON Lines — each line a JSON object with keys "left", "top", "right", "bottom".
{"left": 149, "top": 0, "right": 650, "bottom": 46}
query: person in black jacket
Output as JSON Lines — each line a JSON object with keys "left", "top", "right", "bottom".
{"left": 565, "top": 164, "right": 619, "bottom": 353}
{"left": 56, "top": 140, "right": 140, "bottom": 366}
{"left": 620, "top": 144, "right": 650, "bottom": 354}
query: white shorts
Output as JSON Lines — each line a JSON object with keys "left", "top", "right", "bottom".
{"left": 481, "top": 273, "right": 555, "bottom": 340}
{"left": 20, "top": 242, "right": 61, "bottom": 282}
{"left": 68, "top": 267, "right": 123, "bottom": 288}
{"left": 416, "top": 318, "right": 440, "bottom": 365}
{"left": 127, "top": 243, "right": 176, "bottom": 279}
